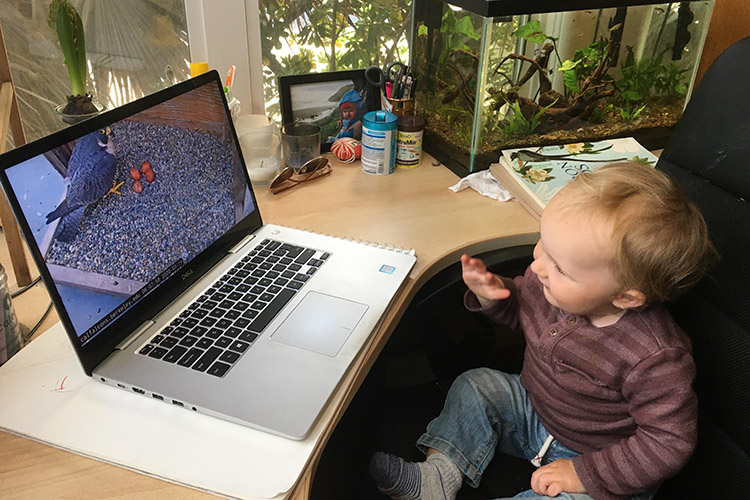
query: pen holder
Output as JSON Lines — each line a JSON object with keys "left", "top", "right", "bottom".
{"left": 385, "top": 97, "right": 415, "bottom": 117}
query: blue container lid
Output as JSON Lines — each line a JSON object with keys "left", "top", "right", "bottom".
{"left": 363, "top": 110, "right": 398, "bottom": 130}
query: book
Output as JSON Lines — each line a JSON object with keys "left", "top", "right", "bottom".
{"left": 489, "top": 137, "right": 659, "bottom": 220}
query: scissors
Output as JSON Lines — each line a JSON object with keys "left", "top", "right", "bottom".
{"left": 365, "top": 61, "right": 407, "bottom": 98}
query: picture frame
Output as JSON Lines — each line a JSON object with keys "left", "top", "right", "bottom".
{"left": 278, "top": 69, "right": 380, "bottom": 152}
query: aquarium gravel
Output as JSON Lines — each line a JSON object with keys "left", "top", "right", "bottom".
{"left": 46, "top": 120, "right": 236, "bottom": 284}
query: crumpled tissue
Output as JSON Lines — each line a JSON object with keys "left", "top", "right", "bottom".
{"left": 449, "top": 170, "right": 513, "bottom": 202}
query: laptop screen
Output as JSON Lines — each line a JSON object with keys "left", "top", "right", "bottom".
{"left": 2, "top": 74, "right": 257, "bottom": 347}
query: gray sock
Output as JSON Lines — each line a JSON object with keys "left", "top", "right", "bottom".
{"left": 369, "top": 451, "right": 463, "bottom": 500}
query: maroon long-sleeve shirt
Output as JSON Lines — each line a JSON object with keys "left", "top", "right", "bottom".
{"left": 465, "top": 267, "right": 697, "bottom": 500}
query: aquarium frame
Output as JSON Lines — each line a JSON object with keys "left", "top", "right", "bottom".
{"left": 278, "top": 70, "right": 380, "bottom": 152}
{"left": 440, "top": 0, "right": 711, "bottom": 17}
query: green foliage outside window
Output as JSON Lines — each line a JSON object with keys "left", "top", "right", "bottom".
{"left": 259, "top": 0, "right": 412, "bottom": 119}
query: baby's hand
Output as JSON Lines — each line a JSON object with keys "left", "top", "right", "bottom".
{"left": 530, "top": 459, "right": 585, "bottom": 497}
{"left": 460, "top": 254, "right": 510, "bottom": 307}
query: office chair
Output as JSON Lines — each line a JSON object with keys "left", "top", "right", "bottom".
{"left": 648, "top": 36, "right": 750, "bottom": 498}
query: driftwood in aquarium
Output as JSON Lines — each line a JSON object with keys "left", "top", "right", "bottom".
{"left": 495, "top": 35, "right": 621, "bottom": 128}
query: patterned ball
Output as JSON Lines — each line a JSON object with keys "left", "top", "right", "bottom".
{"left": 331, "top": 137, "right": 361, "bottom": 163}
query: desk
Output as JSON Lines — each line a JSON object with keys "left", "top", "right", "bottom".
{"left": 0, "top": 154, "right": 538, "bottom": 499}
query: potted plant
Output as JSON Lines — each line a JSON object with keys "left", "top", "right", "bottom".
{"left": 48, "top": 0, "right": 103, "bottom": 123}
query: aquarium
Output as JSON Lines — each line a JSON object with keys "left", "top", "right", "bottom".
{"left": 410, "top": 0, "right": 715, "bottom": 175}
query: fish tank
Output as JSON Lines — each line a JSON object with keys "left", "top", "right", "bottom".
{"left": 410, "top": 0, "right": 715, "bottom": 176}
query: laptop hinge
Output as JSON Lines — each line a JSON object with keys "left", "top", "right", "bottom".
{"left": 229, "top": 233, "right": 256, "bottom": 254}
{"left": 116, "top": 320, "right": 155, "bottom": 351}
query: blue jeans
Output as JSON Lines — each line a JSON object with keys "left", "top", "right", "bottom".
{"left": 415, "top": 368, "right": 655, "bottom": 500}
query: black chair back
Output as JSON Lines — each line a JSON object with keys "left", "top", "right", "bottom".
{"left": 655, "top": 37, "right": 750, "bottom": 497}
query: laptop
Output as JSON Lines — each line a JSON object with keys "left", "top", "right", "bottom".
{"left": 0, "top": 71, "right": 416, "bottom": 440}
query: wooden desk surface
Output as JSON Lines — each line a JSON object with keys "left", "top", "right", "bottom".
{"left": 0, "top": 154, "right": 538, "bottom": 499}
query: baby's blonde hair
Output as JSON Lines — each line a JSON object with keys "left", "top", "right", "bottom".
{"left": 553, "top": 162, "right": 716, "bottom": 304}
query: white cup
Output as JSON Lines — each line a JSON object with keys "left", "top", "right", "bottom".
{"left": 235, "top": 114, "right": 273, "bottom": 138}
{"left": 241, "top": 133, "right": 281, "bottom": 185}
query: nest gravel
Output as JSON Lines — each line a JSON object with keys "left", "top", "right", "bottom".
{"left": 46, "top": 121, "right": 235, "bottom": 284}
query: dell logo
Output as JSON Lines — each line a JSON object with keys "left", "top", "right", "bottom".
{"left": 181, "top": 269, "right": 194, "bottom": 280}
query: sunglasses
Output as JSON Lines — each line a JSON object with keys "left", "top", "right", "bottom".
{"left": 268, "top": 156, "right": 332, "bottom": 194}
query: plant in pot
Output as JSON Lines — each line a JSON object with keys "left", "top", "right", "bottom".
{"left": 48, "top": 0, "right": 104, "bottom": 124}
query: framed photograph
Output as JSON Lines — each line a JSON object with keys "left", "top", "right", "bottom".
{"left": 278, "top": 69, "right": 380, "bottom": 152}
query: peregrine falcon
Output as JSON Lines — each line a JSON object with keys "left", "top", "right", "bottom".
{"left": 46, "top": 127, "right": 119, "bottom": 242}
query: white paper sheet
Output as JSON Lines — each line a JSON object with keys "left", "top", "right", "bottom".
{"left": 0, "top": 323, "right": 326, "bottom": 499}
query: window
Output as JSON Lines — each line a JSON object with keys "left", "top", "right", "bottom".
{"left": 259, "top": 0, "right": 412, "bottom": 121}
{"left": 1, "top": 0, "right": 191, "bottom": 144}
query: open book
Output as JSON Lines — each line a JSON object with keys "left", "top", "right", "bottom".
{"left": 489, "top": 137, "right": 658, "bottom": 220}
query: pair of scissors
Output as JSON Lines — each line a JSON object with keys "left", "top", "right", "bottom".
{"left": 365, "top": 61, "right": 407, "bottom": 98}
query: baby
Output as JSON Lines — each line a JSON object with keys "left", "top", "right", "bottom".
{"left": 370, "top": 162, "right": 716, "bottom": 500}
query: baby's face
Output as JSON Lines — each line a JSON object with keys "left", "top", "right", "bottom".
{"left": 341, "top": 107, "right": 356, "bottom": 121}
{"left": 530, "top": 199, "right": 624, "bottom": 325}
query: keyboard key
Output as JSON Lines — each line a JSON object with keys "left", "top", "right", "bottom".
{"left": 219, "top": 350, "right": 240, "bottom": 364}
{"left": 161, "top": 336, "right": 178, "bottom": 348}
{"left": 163, "top": 345, "right": 187, "bottom": 363}
{"left": 179, "top": 335, "right": 199, "bottom": 347}
{"left": 229, "top": 340, "right": 250, "bottom": 353}
{"left": 225, "top": 326, "right": 242, "bottom": 338}
{"left": 208, "top": 362, "right": 231, "bottom": 377}
{"left": 239, "top": 331, "right": 258, "bottom": 343}
{"left": 196, "top": 338, "right": 213, "bottom": 350}
{"left": 206, "top": 327, "right": 222, "bottom": 339}
{"left": 224, "top": 309, "right": 241, "bottom": 319}
{"left": 234, "top": 318, "right": 250, "bottom": 329}
{"left": 242, "top": 309, "right": 258, "bottom": 319}
{"left": 139, "top": 344, "right": 154, "bottom": 355}
{"left": 282, "top": 244, "right": 303, "bottom": 258}
{"left": 232, "top": 301, "right": 250, "bottom": 311}
{"left": 177, "top": 347, "right": 203, "bottom": 367}
{"left": 191, "top": 325, "right": 208, "bottom": 337}
{"left": 200, "top": 317, "right": 218, "bottom": 327}
{"left": 251, "top": 301, "right": 267, "bottom": 310}
{"left": 191, "top": 308, "right": 208, "bottom": 319}
{"left": 249, "top": 288, "right": 296, "bottom": 333}
{"left": 215, "top": 336, "right": 231, "bottom": 348}
{"left": 295, "top": 248, "right": 316, "bottom": 264}
{"left": 172, "top": 326, "right": 189, "bottom": 338}
{"left": 193, "top": 347, "right": 223, "bottom": 372}
{"left": 182, "top": 317, "right": 199, "bottom": 328}
{"left": 216, "top": 318, "right": 233, "bottom": 329}
{"left": 287, "top": 280, "right": 304, "bottom": 290}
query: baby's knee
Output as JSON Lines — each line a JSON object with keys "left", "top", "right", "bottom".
{"left": 450, "top": 368, "right": 518, "bottom": 403}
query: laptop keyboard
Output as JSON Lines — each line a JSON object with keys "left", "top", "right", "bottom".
{"left": 137, "top": 238, "right": 330, "bottom": 377}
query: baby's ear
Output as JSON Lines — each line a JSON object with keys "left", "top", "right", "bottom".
{"left": 613, "top": 289, "right": 647, "bottom": 310}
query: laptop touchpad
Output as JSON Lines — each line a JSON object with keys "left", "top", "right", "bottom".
{"left": 270, "top": 291, "right": 369, "bottom": 356}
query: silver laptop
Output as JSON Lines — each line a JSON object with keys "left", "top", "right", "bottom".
{"left": 0, "top": 71, "right": 415, "bottom": 440}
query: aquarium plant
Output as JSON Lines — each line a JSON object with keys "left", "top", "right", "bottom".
{"left": 48, "top": 0, "right": 97, "bottom": 115}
